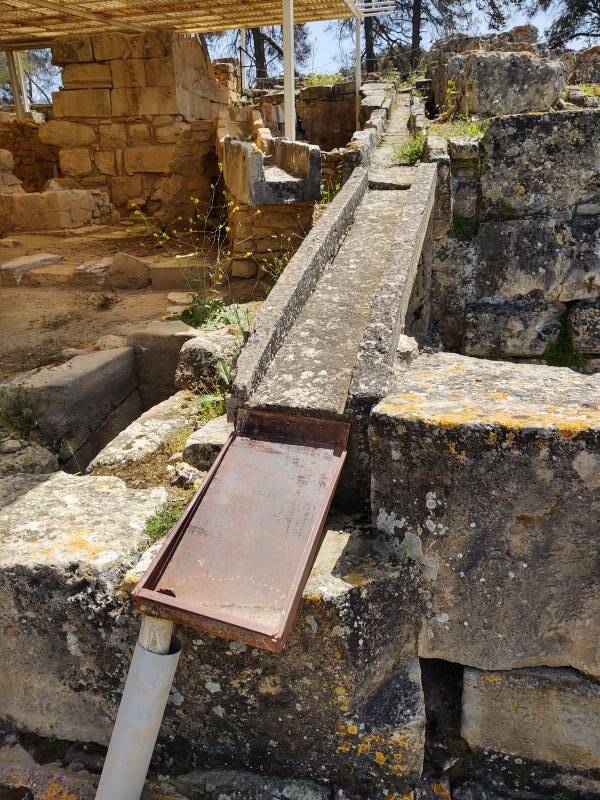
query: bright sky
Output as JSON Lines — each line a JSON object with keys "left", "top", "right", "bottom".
{"left": 305, "top": 6, "right": 556, "bottom": 73}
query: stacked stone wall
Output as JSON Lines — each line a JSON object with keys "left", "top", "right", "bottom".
{"left": 41, "top": 29, "right": 227, "bottom": 217}
{"left": 0, "top": 119, "right": 59, "bottom": 191}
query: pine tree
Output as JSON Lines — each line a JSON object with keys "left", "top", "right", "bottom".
{"left": 534, "top": 0, "right": 600, "bottom": 46}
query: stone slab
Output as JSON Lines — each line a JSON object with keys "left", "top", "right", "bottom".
{"left": 2, "top": 348, "right": 139, "bottom": 464}
{"left": 182, "top": 414, "right": 233, "bottom": 469}
{"left": 174, "top": 327, "right": 241, "bottom": 392}
{"left": 0, "top": 253, "right": 62, "bottom": 286}
{"left": 462, "top": 667, "right": 600, "bottom": 770}
{"left": 88, "top": 390, "right": 198, "bottom": 470}
{"left": 0, "top": 471, "right": 167, "bottom": 743}
{"left": 250, "top": 188, "right": 408, "bottom": 416}
{"left": 127, "top": 320, "right": 200, "bottom": 407}
{"left": 371, "top": 352, "right": 600, "bottom": 677}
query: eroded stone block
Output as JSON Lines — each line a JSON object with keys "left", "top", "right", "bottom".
{"left": 61, "top": 62, "right": 112, "bottom": 89}
{"left": 462, "top": 667, "right": 600, "bottom": 770}
{"left": 370, "top": 352, "right": 600, "bottom": 677}
{"left": 174, "top": 327, "right": 241, "bottom": 392}
{"left": 568, "top": 299, "right": 600, "bottom": 353}
{"left": 183, "top": 414, "right": 233, "bottom": 469}
{"left": 39, "top": 120, "right": 97, "bottom": 147}
{"left": 52, "top": 88, "right": 112, "bottom": 118}
{"left": 464, "top": 297, "right": 564, "bottom": 357}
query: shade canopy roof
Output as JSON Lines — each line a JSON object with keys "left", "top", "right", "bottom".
{"left": 0, "top": 0, "right": 359, "bottom": 48}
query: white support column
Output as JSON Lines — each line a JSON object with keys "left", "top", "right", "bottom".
{"left": 239, "top": 28, "right": 248, "bottom": 93}
{"left": 354, "top": 16, "right": 361, "bottom": 131}
{"left": 5, "top": 50, "right": 30, "bottom": 121}
{"left": 282, "top": 0, "right": 296, "bottom": 141}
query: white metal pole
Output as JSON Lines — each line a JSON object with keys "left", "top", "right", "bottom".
{"left": 282, "top": 0, "right": 296, "bottom": 141}
{"left": 355, "top": 16, "right": 361, "bottom": 131}
{"left": 239, "top": 28, "right": 248, "bottom": 93}
{"left": 95, "top": 616, "right": 180, "bottom": 800}
{"left": 5, "top": 50, "right": 29, "bottom": 120}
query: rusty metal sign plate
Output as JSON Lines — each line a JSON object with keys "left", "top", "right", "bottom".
{"left": 132, "top": 410, "right": 349, "bottom": 652}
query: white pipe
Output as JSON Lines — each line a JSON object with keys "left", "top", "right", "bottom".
{"left": 354, "top": 16, "right": 361, "bottom": 132}
{"left": 240, "top": 28, "right": 248, "bottom": 93}
{"left": 95, "top": 616, "right": 180, "bottom": 800}
{"left": 282, "top": 0, "right": 296, "bottom": 140}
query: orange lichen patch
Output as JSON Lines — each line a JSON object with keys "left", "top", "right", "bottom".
{"left": 346, "top": 723, "right": 359, "bottom": 735}
{"left": 304, "top": 592, "right": 323, "bottom": 603}
{"left": 374, "top": 751, "right": 387, "bottom": 765}
{"left": 337, "top": 741, "right": 352, "bottom": 753}
{"left": 378, "top": 398, "right": 600, "bottom": 437}
{"left": 343, "top": 571, "right": 366, "bottom": 587}
{"left": 447, "top": 441, "right": 467, "bottom": 459}
{"left": 333, "top": 685, "right": 350, "bottom": 712}
{"left": 432, "top": 782, "right": 451, "bottom": 800}
{"left": 42, "top": 529, "right": 103, "bottom": 559}
{"left": 45, "top": 780, "right": 78, "bottom": 800}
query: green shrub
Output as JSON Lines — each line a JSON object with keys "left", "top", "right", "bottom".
{"left": 430, "top": 117, "right": 488, "bottom": 140}
{"left": 302, "top": 73, "right": 344, "bottom": 87}
{"left": 392, "top": 132, "right": 426, "bottom": 166}
{"left": 145, "top": 503, "right": 182, "bottom": 544}
{"left": 544, "top": 316, "right": 585, "bottom": 370}
{"left": 0, "top": 389, "right": 37, "bottom": 439}
{"left": 451, "top": 215, "right": 476, "bottom": 242}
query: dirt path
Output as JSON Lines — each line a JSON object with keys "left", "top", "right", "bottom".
{"left": 0, "top": 286, "right": 169, "bottom": 381}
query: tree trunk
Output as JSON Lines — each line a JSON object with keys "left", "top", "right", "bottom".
{"left": 411, "top": 0, "right": 422, "bottom": 70}
{"left": 364, "top": 17, "right": 376, "bottom": 73}
{"left": 251, "top": 27, "right": 268, "bottom": 80}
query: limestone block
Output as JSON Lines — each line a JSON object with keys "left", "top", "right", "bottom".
{"left": 0, "top": 149, "right": 14, "bottom": 172}
{"left": 39, "top": 120, "right": 97, "bottom": 147}
{"left": 110, "top": 174, "right": 143, "bottom": 206}
{"left": 61, "top": 62, "right": 112, "bottom": 89}
{"left": 123, "top": 143, "right": 175, "bottom": 174}
{"left": 71, "top": 257, "right": 111, "bottom": 288}
{"left": 59, "top": 146, "right": 92, "bottom": 177}
{"left": 0, "top": 443, "right": 58, "bottom": 476}
{"left": 462, "top": 667, "right": 600, "bottom": 770}
{"left": 370, "top": 352, "right": 600, "bottom": 677}
{"left": 174, "top": 327, "right": 241, "bottom": 392}
{"left": 476, "top": 217, "right": 600, "bottom": 302}
{"left": 51, "top": 35, "right": 94, "bottom": 65}
{"left": 52, "top": 88, "right": 111, "bottom": 118}
{"left": 0, "top": 471, "right": 166, "bottom": 743}
{"left": 139, "top": 86, "right": 179, "bottom": 115}
{"left": 94, "top": 149, "right": 116, "bottom": 175}
{"left": 182, "top": 414, "right": 233, "bottom": 469}
{"left": 448, "top": 52, "right": 564, "bottom": 115}
{"left": 2, "top": 348, "right": 139, "bottom": 463}
{"left": 464, "top": 297, "right": 565, "bottom": 357}
{"left": 568, "top": 300, "right": 600, "bottom": 353}
{"left": 91, "top": 31, "right": 131, "bottom": 61}
{"left": 130, "top": 27, "right": 174, "bottom": 59}
{"left": 154, "top": 120, "right": 189, "bottom": 143}
{"left": 108, "top": 251, "right": 150, "bottom": 289}
{"left": 127, "top": 122, "right": 150, "bottom": 143}
{"left": 127, "top": 320, "right": 200, "bottom": 406}
{"left": 99, "top": 121, "right": 127, "bottom": 149}
{"left": 110, "top": 58, "right": 146, "bottom": 88}
{"left": 481, "top": 111, "right": 600, "bottom": 217}
{"left": 89, "top": 390, "right": 198, "bottom": 470}
{"left": 145, "top": 56, "right": 175, "bottom": 87}
{"left": 0, "top": 253, "right": 62, "bottom": 285}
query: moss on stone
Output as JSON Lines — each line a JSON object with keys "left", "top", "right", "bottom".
{"left": 543, "top": 315, "right": 585, "bottom": 370}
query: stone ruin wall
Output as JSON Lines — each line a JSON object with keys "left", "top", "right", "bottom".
{"left": 41, "top": 29, "right": 227, "bottom": 220}
{"left": 0, "top": 118, "right": 59, "bottom": 191}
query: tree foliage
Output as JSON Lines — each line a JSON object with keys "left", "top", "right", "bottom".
{"left": 534, "top": 0, "right": 600, "bottom": 46}
{"left": 0, "top": 49, "right": 60, "bottom": 105}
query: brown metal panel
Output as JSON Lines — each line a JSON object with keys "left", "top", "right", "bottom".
{"left": 132, "top": 410, "right": 349, "bottom": 652}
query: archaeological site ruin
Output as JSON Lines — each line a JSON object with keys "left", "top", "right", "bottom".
{"left": 0, "top": 0, "right": 599, "bottom": 798}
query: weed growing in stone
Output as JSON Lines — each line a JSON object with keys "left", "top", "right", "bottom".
{"left": 430, "top": 117, "right": 489, "bottom": 140}
{"left": 0, "top": 389, "right": 37, "bottom": 439}
{"left": 451, "top": 214, "right": 476, "bottom": 241}
{"left": 393, "top": 132, "right": 426, "bottom": 166}
{"left": 578, "top": 84, "right": 600, "bottom": 97}
{"left": 145, "top": 503, "right": 182, "bottom": 544}
{"left": 544, "top": 315, "right": 585, "bottom": 370}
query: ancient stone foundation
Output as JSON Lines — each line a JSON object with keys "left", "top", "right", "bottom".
{"left": 44, "top": 29, "right": 227, "bottom": 217}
